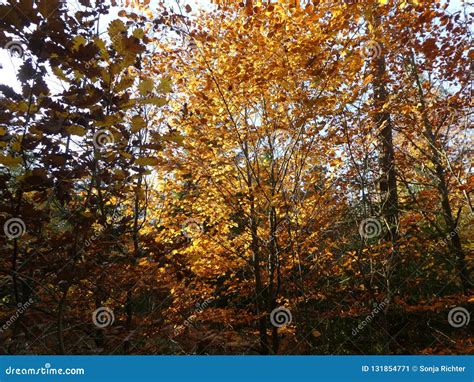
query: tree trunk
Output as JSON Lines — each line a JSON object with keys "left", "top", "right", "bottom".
{"left": 409, "top": 52, "right": 471, "bottom": 291}
{"left": 370, "top": 10, "right": 400, "bottom": 354}
{"left": 372, "top": 14, "right": 399, "bottom": 242}
{"left": 245, "top": 144, "right": 269, "bottom": 354}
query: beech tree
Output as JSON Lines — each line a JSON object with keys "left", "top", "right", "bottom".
{"left": 0, "top": 0, "right": 471, "bottom": 355}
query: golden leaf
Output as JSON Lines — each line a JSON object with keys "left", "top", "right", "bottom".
{"left": 65, "top": 125, "right": 87, "bottom": 136}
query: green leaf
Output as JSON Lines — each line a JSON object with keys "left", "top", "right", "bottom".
{"left": 135, "top": 157, "right": 160, "bottom": 166}
{"left": 0, "top": 155, "right": 22, "bottom": 166}
{"left": 108, "top": 19, "right": 126, "bottom": 40}
{"left": 138, "top": 79, "right": 154, "bottom": 96}
{"left": 158, "top": 77, "right": 173, "bottom": 93}
{"left": 131, "top": 115, "right": 146, "bottom": 133}
{"left": 65, "top": 125, "right": 87, "bottom": 136}
{"left": 141, "top": 97, "right": 167, "bottom": 107}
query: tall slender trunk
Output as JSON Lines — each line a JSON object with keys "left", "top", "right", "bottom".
{"left": 123, "top": 162, "right": 144, "bottom": 354}
{"left": 268, "top": 206, "right": 279, "bottom": 354}
{"left": 245, "top": 144, "right": 269, "bottom": 354}
{"left": 268, "top": 146, "right": 281, "bottom": 354}
{"left": 369, "top": 10, "right": 400, "bottom": 354}
{"left": 372, "top": 15, "right": 399, "bottom": 242}
{"left": 251, "top": 201, "right": 269, "bottom": 354}
{"left": 409, "top": 52, "right": 471, "bottom": 291}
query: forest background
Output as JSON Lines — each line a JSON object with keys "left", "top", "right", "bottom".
{"left": 0, "top": 0, "right": 472, "bottom": 355}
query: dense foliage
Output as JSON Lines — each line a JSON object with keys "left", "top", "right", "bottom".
{"left": 0, "top": 0, "right": 472, "bottom": 355}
